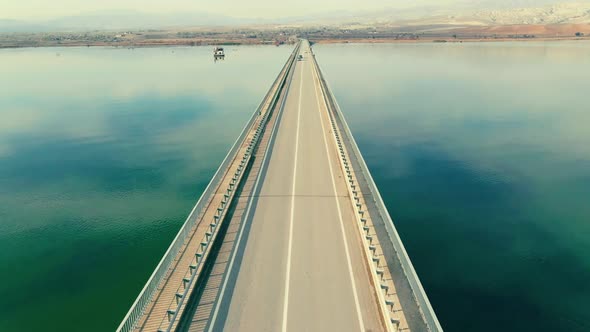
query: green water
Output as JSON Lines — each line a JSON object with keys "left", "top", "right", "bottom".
{"left": 0, "top": 45, "right": 291, "bottom": 331}
{"left": 316, "top": 41, "right": 590, "bottom": 331}
{"left": 1, "top": 42, "right": 589, "bottom": 331}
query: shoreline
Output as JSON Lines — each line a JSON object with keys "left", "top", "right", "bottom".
{"left": 2, "top": 22, "right": 588, "bottom": 49}
{"left": 1, "top": 36, "right": 589, "bottom": 49}
{"left": 313, "top": 36, "right": 590, "bottom": 44}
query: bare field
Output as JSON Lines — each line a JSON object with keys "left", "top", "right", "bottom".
{"left": 1, "top": 23, "right": 589, "bottom": 49}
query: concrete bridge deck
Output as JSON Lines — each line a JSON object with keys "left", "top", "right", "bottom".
{"left": 118, "top": 40, "right": 441, "bottom": 332}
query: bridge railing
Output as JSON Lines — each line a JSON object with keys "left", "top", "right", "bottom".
{"left": 160, "top": 41, "right": 302, "bottom": 331}
{"left": 116, "top": 41, "right": 301, "bottom": 332}
{"left": 311, "top": 49, "right": 443, "bottom": 332}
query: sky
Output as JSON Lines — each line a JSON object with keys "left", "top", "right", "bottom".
{"left": 0, "top": 0, "right": 570, "bottom": 20}
{"left": 1, "top": 0, "right": 389, "bottom": 19}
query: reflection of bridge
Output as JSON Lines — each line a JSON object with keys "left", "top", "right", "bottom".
{"left": 117, "top": 40, "right": 442, "bottom": 332}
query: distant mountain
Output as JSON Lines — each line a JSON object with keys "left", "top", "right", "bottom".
{"left": 470, "top": 2, "right": 590, "bottom": 25}
{"left": 1, "top": 2, "right": 589, "bottom": 33}
{"left": 0, "top": 19, "right": 48, "bottom": 32}
{"left": 324, "top": 2, "right": 590, "bottom": 27}
{"left": 0, "top": 10, "right": 255, "bottom": 32}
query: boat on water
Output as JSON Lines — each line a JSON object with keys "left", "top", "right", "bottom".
{"left": 214, "top": 47, "right": 225, "bottom": 59}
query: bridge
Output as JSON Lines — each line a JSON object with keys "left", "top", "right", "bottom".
{"left": 117, "top": 40, "right": 442, "bottom": 332}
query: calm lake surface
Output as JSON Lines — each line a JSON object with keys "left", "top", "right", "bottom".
{"left": 1, "top": 41, "right": 589, "bottom": 331}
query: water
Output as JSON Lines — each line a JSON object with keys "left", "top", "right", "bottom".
{"left": 1, "top": 42, "right": 589, "bottom": 332}
{"left": 315, "top": 41, "right": 590, "bottom": 332}
{"left": 0, "top": 45, "right": 291, "bottom": 331}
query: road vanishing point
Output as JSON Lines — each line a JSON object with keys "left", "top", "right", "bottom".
{"left": 117, "top": 40, "right": 442, "bottom": 332}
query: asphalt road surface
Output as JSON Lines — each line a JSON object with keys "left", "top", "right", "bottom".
{"left": 208, "top": 40, "right": 383, "bottom": 332}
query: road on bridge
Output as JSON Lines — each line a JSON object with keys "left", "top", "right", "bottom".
{"left": 118, "top": 39, "right": 441, "bottom": 332}
{"left": 201, "top": 40, "right": 385, "bottom": 332}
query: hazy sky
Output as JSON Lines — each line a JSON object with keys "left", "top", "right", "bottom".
{"left": 1, "top": 0, "right": 569, "bottom": 20}
{"left": 2, "top": 0, "right": 402, "bottom": 19}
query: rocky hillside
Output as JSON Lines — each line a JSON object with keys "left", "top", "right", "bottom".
{"left": 470, "top": 2, "right": 590, "bottom": 25}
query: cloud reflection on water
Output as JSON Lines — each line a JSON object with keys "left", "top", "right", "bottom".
{"left": 0, "top": 45, "right": 291, "bottom": 331}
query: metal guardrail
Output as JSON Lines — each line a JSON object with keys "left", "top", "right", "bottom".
{"left": 201, "top": 43, "right": 301, "bottom": 332}
{"left": 158, "top": 41, "right": 302, "bottom": 332}
{"left": 116, "top": 41, "right": 301, "bottom": 332}
{"left": 312, "top": 50, "right": 443, "bottom": 332}
{"left": 309, "top": 52, "right": 396, "bottom": 331}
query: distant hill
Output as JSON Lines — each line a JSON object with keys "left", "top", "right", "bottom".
{"left": 0, "top": 19, "right": 48, "bottom": 32}
{"left": 469, "top": 2, "right": 590, "bottom": 25}
{"left": 345, "top": 2, "right": 590, "bottom": 26}
{"left": 0, "top": 10, "right": 255, "bottom": 32}
{"left": 1, "top": 2, "right": 589, "bottom": 33}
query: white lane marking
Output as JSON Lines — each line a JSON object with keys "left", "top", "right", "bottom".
{"left": 311, "top": 56, "right": 365, "bottom": 331}
{"left": 282, "top": 50, "right": 304, "bottom": 332}
{"left": 207, "top": 47, "right": 298, "bottom": 332}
